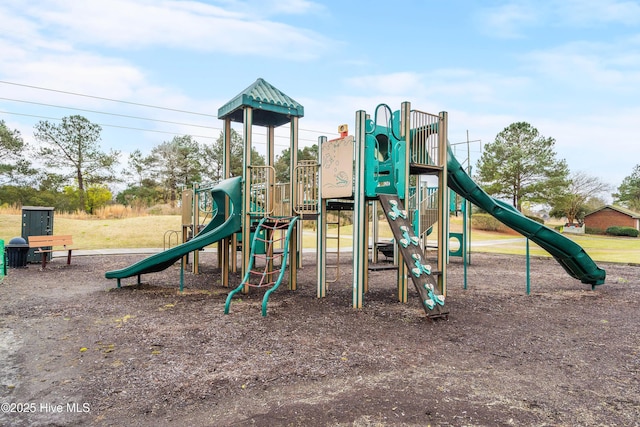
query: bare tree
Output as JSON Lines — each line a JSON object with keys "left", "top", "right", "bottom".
{"left": 550, "top": 171, "right": 611, "bottom": 224}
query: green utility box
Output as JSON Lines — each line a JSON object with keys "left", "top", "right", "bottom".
{"left": 21, "top": 206, "right": 55, "bottom": 263}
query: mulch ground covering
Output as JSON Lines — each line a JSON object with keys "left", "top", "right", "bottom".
{"left": 1, "top": 251, "right": 638, "bottom": 426}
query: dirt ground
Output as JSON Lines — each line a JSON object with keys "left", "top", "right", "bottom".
{"left": 0, "top": 250, "right": 638, "bottom": 427}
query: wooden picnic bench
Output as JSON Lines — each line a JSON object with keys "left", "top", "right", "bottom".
{"left": 27, "top": 235, "right": 74, "bottom": 269}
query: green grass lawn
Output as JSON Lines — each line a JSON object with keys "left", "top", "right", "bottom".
{"left": 1, "top": 213, "right": 638, "bottom": 264}
{"left": 1, "top": 214, "right": 182, "bottom": 250}
{"left": 468, "top": 232, "right": 640, "bottom": 263}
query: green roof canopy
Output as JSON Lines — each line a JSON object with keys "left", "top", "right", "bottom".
{"left": 217, "top": 78, "right": 304, "bottom": 127}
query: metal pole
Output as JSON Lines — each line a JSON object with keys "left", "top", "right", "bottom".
{"left": 438, "top": 111, "right": 449, "bottom": 296}
{"left": 221, "top": 119, "right": 231, "bottom": 284}
{"left": 371, "top": 201, "right": 379, "bottom": 264}
{"left": 397, "top": 102, "right": 411, "bottom": 303}
{"left": 242, "top": 107, "right": 253, "bottom": 290}
{"left": 192, "top": 182, "right": 199, "bottom": 274}
{"left": 317, "top": 136, "right": 327, "bottom": 298}
{"left": 180, "top": 257, "right": 185, "bottom": 292}
{"left": 466, "top": 131, "right": 472, "bottom": 266}
{"left": 463, "top": 198, "right": 468, "bottom": 290}
{"left": 289, "top": 116, "right": 299, "bottom": 290}
{"left": 353, "top": 110, "right": 367, "bottom": 308}
{"left": 526, "top": 238, "right": 531, "bottom": 295}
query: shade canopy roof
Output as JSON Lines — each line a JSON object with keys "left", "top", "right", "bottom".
{"left": 217, "top": 78, "right": 304, "bottom": 127}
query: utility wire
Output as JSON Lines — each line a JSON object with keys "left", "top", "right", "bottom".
{"left": 0, "top": 80, "right": 216, "bottom": 117}
{"left": 0, "top": 109, "right": 321, "bottom": 145}
{"left": 0, "top": 97, "right": 334, "bottom": 137}
{"left": 0, "top": 97, "right": 217, "bottom": 130}
{"left": 0, "top": 110, "right": 219, "bottom": 139}
{"left": 0, "top": 79, "right": 337, "bottom": 137}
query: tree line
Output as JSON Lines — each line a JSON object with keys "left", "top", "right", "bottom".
{"left": 1, "top": 115, "right": 639, "bottom": 221}
{"left": 0, "top": 115, "right": 317, "bottom": 213}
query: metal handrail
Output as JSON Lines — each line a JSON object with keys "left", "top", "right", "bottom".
{"left": 163, "top": 229, "right": 182, "bottom": 250}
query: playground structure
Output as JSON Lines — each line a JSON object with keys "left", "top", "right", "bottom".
{"left": 105, "top": 78, "right": 606, "bottom": 316}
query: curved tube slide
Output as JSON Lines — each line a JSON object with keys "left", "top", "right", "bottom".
{"left": 105, "top": 176, "right": 242, "bottom": 280}
{"left": 447, "top": 145, "right": 606, "bottom": 287}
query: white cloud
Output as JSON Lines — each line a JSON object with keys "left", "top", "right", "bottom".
{"left": 10, "top": 0, "right": 329, "bottom": 61}
{"left": 544, "top": 117, "right": 640, "bottom": 188}
{"left": 422, "top": 69, "right": 530, "bottom": 105}
{"left": 556, "top": 0, "right": 640, "bottom": 26}
{"left": 344, "top": 72, "right": 425, "bottom": 95}
{"left": 343, "top": 69, "right": 531, "bottom": 112}
{"left": 522, "top": 40, "right": 640, "bottom": 92}
{"left": 477, "top": 0, "right": 640, "bottom": 38}
{"left": 476, "top": 2, "right": 540, "bottom": 39}
{"left": 240, "top": 0, "right": 326, "bottom": 16}
{"left": 8, "top": 55, "right": 145, "bottom": 101}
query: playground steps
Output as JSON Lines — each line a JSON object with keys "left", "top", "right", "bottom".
{"left": 378, "top": 194, "right": 449, "bottom": 319}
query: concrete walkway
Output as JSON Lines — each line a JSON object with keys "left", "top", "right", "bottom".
{"left": 51, "top": 236, "right": 530, "bottom": 259}
{"left": 50, "top": 247, "right": 213, "bottom": 259}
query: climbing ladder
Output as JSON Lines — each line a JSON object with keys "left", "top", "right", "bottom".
{"left": 378, "top": 194, "right": 449, "bottom": 318}
{"left": 224, "top": 216, "right": 298, "bottom": 316}
{"left": 325, "top": 213, "right": 341, "bottom": 284}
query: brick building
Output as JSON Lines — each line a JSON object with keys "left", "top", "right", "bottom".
{"left": 583, "top": 205, "right": 640, "bottom": 232}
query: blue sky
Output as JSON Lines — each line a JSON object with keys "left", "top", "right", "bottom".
{"left": 1, "top": 0, "right": 639, "bottom": 196}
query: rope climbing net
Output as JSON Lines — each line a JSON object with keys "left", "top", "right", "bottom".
{"left": 225, "top": 215, "right": 298, "bottom": 316}
{"left": 246, "top": 216, "right": 296, "bottom": 288}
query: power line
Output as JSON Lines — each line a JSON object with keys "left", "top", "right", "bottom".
{"left": 0, "top": 110, "right": 220, "bottom": 140}
{"left": 0, "top": 97, "right": 218, "bottom": 130}
{"left": 0, "top": 80, "right": 217, "bottom": 117}
{"left": 0, "top": 96, "right": 335, "bottom": 139}
{"left": 0, "top": 109, "right": 323, "bottom": 145}
{"left": 0, "top": 79, "right": 338, "bottom": 137}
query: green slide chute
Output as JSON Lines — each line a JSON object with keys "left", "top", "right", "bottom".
{"left": 446, "top": 145, "right": 606, "bottom": 287}
{"left": 105, "top": 176, "right": 242, "bottom": 281}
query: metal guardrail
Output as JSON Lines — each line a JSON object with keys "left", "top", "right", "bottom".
{"left": 410, "top": 109, "right": 440, "bottom": 166}
{"left": 256, "top": 161, "right": 319, "bottom": 217}
{"left": 293, "top": 160, "right": 319, "bottom": 215}
{"left": 249, "top": 165, "right": 275, "bottom": 216}
{"left": 273, "top": 183, "right": 289, "bottom": 217}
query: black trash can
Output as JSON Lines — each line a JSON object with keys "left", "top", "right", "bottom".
{"left": 6, "top": 237, "right": 29, "bottom": 268}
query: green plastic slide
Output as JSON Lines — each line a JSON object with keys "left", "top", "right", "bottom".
{"left": 105, "top": 176, "right": 242, "bottom": 281}
{"left": 446, "top": 145, "right": 606, "bottom": 287}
